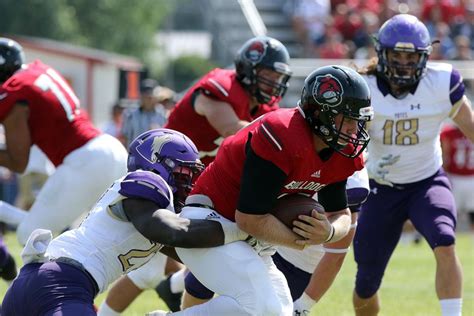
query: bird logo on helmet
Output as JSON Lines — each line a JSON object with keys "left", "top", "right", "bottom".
{"left": 245, "top": 40, "right": 266, "bottom": 64}
{"left": 312, "top": 74, "right": 344, "bottom": 108}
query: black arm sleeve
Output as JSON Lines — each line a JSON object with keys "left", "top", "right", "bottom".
{"left": 317, "top": 180, "right": 348, "bottom": 212}
{"left": 237, "top": 140, "right": 287, "bottom": 215}
{"left": 124, "top": 198, "right": 225, "bottom": 248}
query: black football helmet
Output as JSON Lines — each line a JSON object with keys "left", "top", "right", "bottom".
{"left": 235, "top": 36, "right": 292, "bottom": 104}
{"left": 298, "top": 65, "right": 373, "bottom": 158}
{"left": 0, "top": 38, "right": 24, "bottom": 83}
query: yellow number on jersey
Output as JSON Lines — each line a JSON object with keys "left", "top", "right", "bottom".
{"left": 383, "top": 118, "right": 419, "bottom": 145}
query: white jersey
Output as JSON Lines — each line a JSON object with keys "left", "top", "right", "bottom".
{"left": 364, "top": 63, "right": 463, "bottom": 184}
{"left": 46, "top": 172, "right": 173, "bottom": 293}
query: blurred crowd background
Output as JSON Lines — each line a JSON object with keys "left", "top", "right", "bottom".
{"left": 284, "top": 0, "right": 473, "bottom": 60}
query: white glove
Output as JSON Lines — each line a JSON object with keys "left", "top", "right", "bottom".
{"left": 246, "top": 236, "right": 276, "bottom": 256}
{"left": 21, "top": 228, "right": 52, "bottom": 264}
{"left": 293, "top": 292, "right": 316, "bottom": 316}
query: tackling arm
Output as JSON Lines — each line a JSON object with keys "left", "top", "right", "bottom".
{"left": 124, "top": 198, "right": 227, "bottom": 248}
{"left": 0, "top": 103, "right": 31, "bottom": 173}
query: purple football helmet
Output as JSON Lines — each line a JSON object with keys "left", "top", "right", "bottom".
{"left": 127, "top": 128, "right": 204, "bottom": 211}
{"left": 375, "top": 14, "right": 432, "bottom": 87}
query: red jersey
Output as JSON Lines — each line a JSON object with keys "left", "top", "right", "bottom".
{"left": 0, "top": 60, "right": 100, "bottom": 166}
{"left": 192, "top": 108, "right": 364, "bottom": 221}
{"left": 441, "top": 125, "right": 474, "bottom": 175}
{"left": 165, "top": 68, "right": 278, "bottom": 166}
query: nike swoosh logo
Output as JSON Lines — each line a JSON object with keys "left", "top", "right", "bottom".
{"left": 0, "top": 93, "right": 7, "bottom": 100}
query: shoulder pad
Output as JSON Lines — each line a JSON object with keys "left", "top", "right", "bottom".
{"left": 119, "top": 170, "right": 171, "bottom": 209}
{"left": 200, "top": 69, "right": 232, "bottom": 100}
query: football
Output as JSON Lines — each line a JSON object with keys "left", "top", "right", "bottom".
{"left": 271, "top": 194, "right": 325, "bottom": 228}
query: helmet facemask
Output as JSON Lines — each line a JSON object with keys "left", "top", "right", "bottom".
{"left": 164, "top": 159, "right": 204, "bottom": 212}
{"left": 314, "top": 108, "right": 372, "bottom": 158}
{"left": 252, "top": 66, "right": 292, "bottom": 104}
{"left": 374, "top": 14, "right": 433, "bottom": 89}
{"left": 377, "top": 46, "right": 431, "bottom": 88}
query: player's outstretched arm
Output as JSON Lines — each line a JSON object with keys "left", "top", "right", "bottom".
{"left": 0, "top": 104, "right": 31, "bottom": 172}
{"left": 124, "top": 198, "right": 228, "bottom": 248}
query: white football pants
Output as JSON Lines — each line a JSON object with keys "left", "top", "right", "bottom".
{"left": 17, "top": 134, "right": 127, "bottom": 245}
{"left": 174, "top": 204, "right": 293, "bottom": 316}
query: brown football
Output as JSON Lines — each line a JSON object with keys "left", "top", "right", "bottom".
{"left": 271, "top": 194, "right": 325, "bottom": 228}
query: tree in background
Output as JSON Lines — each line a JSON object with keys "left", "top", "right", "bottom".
{"left": 0, "top": 0, "right": 172, "bottom": 60}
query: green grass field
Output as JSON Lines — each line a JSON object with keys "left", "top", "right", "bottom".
{"left": 0, "top": 232, "right": 472, "bottom": 316}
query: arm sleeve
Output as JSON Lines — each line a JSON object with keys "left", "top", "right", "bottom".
{"left": 237, "top": 142, "right": 287, "bottom": 215}
{"left": 317, "top": 180, "right": 348, "bottom": 212}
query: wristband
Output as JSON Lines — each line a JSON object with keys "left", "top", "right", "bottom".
{"left": 324, "top": 224, "right": 335, "bottom": 243}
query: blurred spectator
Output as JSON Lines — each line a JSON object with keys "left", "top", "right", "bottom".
{"left": 284, "top": 0, "right": 331, "bottom": 57}
{"left": 317, "top": 28, "right": 350, "bottom": 58}
{"left": 451, "top": 4, "right": 474, "bottom": 49}
{"left": 121, "top": 79, "right": 167, "bottom": 147}
{"left": 156, "top": 86, "right": 177, "bottom": 118}
{"left": 101, "top": 102, "right": 125, "bottom": 144}
{"left": 452, "top": 35, "right": 473, "bottom": 60}
{"left": 422, "top": 0, "right": 458, "bottom": 25}
{"left": 379, "top": 1, "right": 418, "bottom": 21}
{"left": 433, "top": 22, "right": 456, "bottom": 58}
{"left": 333, "top": 4, "right": 364, "bottom": 41}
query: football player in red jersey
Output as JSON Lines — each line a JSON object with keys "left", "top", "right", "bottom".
{"left": 146, "top": 65, "right": 373, "bottom": 316}
{"left": 441, "top": 124, "right": 474, "bottom": 232}
{"left": 0, "top": 38, "right": 128, "bottom": 245}
{"left": 99, "top": 35, "right": 292, "bottom": 315}
{"left": 165, "top": 36, "right": 292, "bottom": 166}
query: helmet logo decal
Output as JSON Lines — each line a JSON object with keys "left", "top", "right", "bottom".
{"left": 151, "top": 135, "right": 172, "bottom": 162}
{"left": 312, "top": 74, "right": 344, "bottom": 108}
{"left": 0, "top": 55, "right": 5, "bottom": 65}
{"left": 245, "top": 40, "right": 266, "bottom": 64}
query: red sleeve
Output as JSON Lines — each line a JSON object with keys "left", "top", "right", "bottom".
{"left": 199, "top": 74, "right": 233, "bottom": 102}
{"left": 0, "top": 76, "right": 31, "bottom": 121}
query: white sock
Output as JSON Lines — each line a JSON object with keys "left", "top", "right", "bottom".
{"left": 97, "top": 301, "right": 121, "bottom": 316}
{"left": 440, "top": 298, "right": 462, "bottom": 316}
{"left": 170, "top": 268, "right": 186, "bottom": 293}
{"left": 0, "top": 201, "right": 27, "bottom": 226}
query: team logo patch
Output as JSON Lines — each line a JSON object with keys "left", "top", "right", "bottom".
{"left": 312, "top": 74, "right": 344, "bottom": 108}
{"left": 245, "top": 40, "right": 266, "bottom": 64}
{"left": 150, "top": 135, "right": 172, "bottom": 162}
